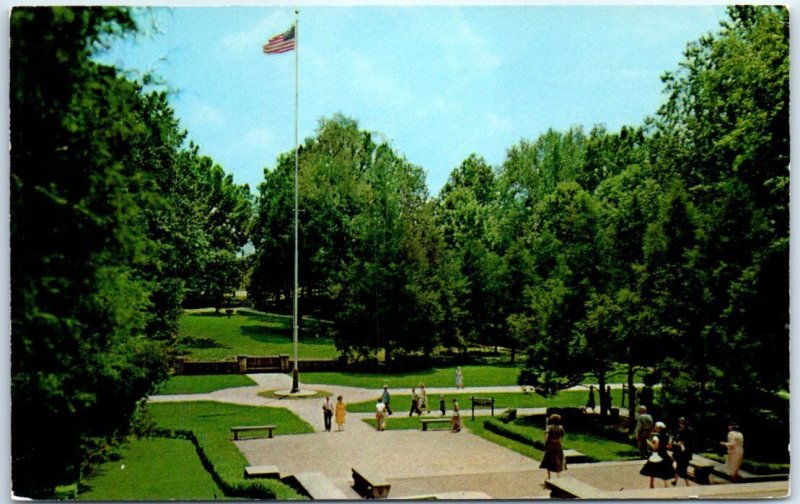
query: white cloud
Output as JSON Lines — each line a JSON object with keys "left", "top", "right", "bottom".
{"left": 486, "top": 111, "right": 513, "bottom": 134}
{"left": 186, "top": 102, "right": 228, "bottom": 128}
{"left": 242, "top": 127, "right": 275, "bottom": 148}
{"left": 217, "top": 11, "right": 291, "bottom": 59}
{"left": 442, "top": 12, "right": 502, "bottom": 76}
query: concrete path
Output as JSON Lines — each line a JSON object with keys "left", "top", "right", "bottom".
{"left": 144, "top": 373, "right": 676, "bottom": 498}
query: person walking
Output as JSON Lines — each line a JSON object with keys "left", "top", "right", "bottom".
{"left": 639, "top": 421, "right": 674, "bottom": 488}
{"left": 720, "top": 422, "right": 744, "bottom": 482}
{"left": 586, "top": 385, "right": 596, "bottom": 413}
{"left": 451, "top": 398, "right": 462, "bottom": 432}
{"left": 539, "top": 414, "right": 566, "bottom": 480}
{"left": 381, "top": 385, "right": 393, "bottom": 415}
{"left": 409, "top": 388, "right": 422, "bottom": 416}
{"left": 439, "top": 394, "right": 446, "bottom": 416}
{"left": 335, "top": 395, "right": 347, "bottom": 432}
{"left": 635, "top": 406, "right": 655, "bottom": 459}
{"left": 322, "top": 396, "right": 333, "bottom": 432}
{"left": 375, "top": 398, "right": 387, "bottom": 431}
{"left": 419, "top": 383, "right": 429, "bottom": 413}
{"left": 671, "top": 417, "right": 694, "bottom": 486}
{"left": 455, "top": 367, "right": 464, "bottom": 389}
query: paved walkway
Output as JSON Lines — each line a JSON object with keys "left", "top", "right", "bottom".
{"left": 146, "top": 373, "right": 698, "bottom": 499}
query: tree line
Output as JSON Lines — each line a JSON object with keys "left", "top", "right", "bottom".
{"left": 251, "top": 5, "right": 788, "bottom": 454}
{"left": 10, "top": 7, "right": 252, "bottom": 497}
{"left": 10, "top": 4, "right": 788, "bottom": 498}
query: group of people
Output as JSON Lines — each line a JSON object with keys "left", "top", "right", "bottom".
{"left": 636, "top": 406, "right": 745, "bottom": 487}
{"left": 374, "top": 384, "right": 464, "bottom": 432}
{"left": 541, "top": 406, "right": 745, "bottom": 488}
{"left": 321, "top": 395, "right": 347, "bottom": 432}
{"left": 584, "top": 385, "right": 613, "bottom": 413}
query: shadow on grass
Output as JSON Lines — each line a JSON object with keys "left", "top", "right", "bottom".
{"left": 239, "top": 325, "right": 335, "bottom": 346}
{"left": 179, "top": 336, "right": 228, "bottom": 349}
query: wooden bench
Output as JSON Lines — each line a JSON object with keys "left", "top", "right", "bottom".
{"left": 689, "top": 457, "right": 716, "bottom": 484}
{"left": 244, "top": 465, "right": 280, "bottom": 479}
{"left": 352, "top": 467, "right": 391, "bottom": 499}
{"left": 420, "top": 418, "right": 451, "bottom": 431}
{"left": 544, "top": 476, "right": 610, "bottom": 499}
{"left": 293, "top": 471, "right": 349, "bottom": 499}
{"left": 231, "top": 424, "right": 276, "bottom": 440}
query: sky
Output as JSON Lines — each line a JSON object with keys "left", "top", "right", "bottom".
{"left": 98, "top": 5, "right": 729, "bottom": 196}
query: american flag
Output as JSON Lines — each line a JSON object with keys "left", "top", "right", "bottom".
{"left": 263, "top": 25, "right": 296, "bottom": 54}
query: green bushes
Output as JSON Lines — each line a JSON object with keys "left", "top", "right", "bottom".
{"left": 483, "top": 417, "right": 548, "bottom": 452}
{"left": 701, "top": 453, "right": 790, "bottom": 475}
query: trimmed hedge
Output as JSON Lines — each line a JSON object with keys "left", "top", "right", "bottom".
{"left": 483, "top": 417, "right": 563, "bottom": 455}
{"left": 151, "top": 428, "right": 303, "bottom": 500}
{"left": 701, "top": 452, "right": 790, "bottom": 475}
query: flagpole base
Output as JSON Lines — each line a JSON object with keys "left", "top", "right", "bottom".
{"left": 290, "top": 368, "right": 300, "bottom": 394}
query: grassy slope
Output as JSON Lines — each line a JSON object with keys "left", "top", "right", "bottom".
{"left": 302, "top": 365, "right": 521, "bottom": 388}
{"left": 157, "top": 374, "right": 257, "bottom": 395}
{"left": 179, "top": 310, "right": 337, "bottom": 360}
{"left": 148, "top": 401, "right": 313, "bottom": 483}
{"left": 78, "top": 438, "right": 227, "bottom": 501}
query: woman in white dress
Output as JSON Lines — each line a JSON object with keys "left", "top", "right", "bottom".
{"left": 720, "top": 422, "right": 744, "bottom": 482}
{"left": 455, "top": 367, "right": 464, "bottom": 389}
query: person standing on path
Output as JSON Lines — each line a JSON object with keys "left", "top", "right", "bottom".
{"left": 539, "top": 413, "right": 566, "bottom": 480}
{"left": 409, "top": 388, "right": 422, "bottom": 416}
{"left": 720, "top": 422, "right": 744, "bottom": 482}
{"left": 419, "top": 383, "right": 429, "bottom": 413}
{"left": 451, "top": 398, "right": 462, "bottom": 432}
{"left": 455, "top": 367, "right": 464, "bottom": 389}
{"left": 381, "top": 385, "right": 393, "bottom": 415}
{"left": 335, "top": 395, "right": 346, "bottom": 432}
{"left": 671, "top": 417, "right": 694, "bottom": 486}
{"left": 439, "top": 394, "right": 446, "bottom": 416}
{"left": 322, "top": 396, "right": 333, "bottom": 432}
{"left": 375, "top": 398, "right": 387, "bottom": 431}
{"left": 635, "top": 406, "right": 655, "bottom": 459}
{"left": 586, "top": 385, "right": 596, "bottom": 413}
{"left": 639, "top": 421, "right": 674, "bottom": 488}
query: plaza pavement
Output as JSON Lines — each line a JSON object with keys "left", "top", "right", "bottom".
{"left": 149, "top": 373, "right": 719, "bottom": 499}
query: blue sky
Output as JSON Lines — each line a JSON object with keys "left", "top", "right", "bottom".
{"left": 100, "top": 5, "right": 728, "bottom": 195}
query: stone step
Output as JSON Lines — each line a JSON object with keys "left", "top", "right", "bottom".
{"left": 293, "top": 471, "right": 349, "bottom": 500}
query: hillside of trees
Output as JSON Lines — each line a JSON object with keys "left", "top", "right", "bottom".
{"left": 10, "top": 4, "right": 788, "bottom": 498}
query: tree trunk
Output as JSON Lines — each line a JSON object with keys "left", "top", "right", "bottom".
{"left": 510, "top": 346, "right": 516, "bottom": 365}
{"left": 627, "top": 361, "right": 637, "bottom": 433}
{"left": 598, "top": 371, "right": 607, "bottom": 418}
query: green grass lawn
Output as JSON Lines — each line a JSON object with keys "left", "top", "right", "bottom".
{"left": 178, "top": 309, "right": 337, "bottom": 360}
{"left": 157, "top": 374, "right": 257, "bottom": 395}
{"left": 78, "top": 437, "right": 228, "bottom": 500}
{"left": 346, "top": 388, "right": 625, "bottom": 413}
{"left": 148, "top": 401, "right": 313, "bottom": 499}
{"left": 301, "top": 364, "right": 521, "bottom": 389}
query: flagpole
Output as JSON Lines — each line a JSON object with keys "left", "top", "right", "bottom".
{"left": 290, "top": 9, "right": 300, "bottom": 394}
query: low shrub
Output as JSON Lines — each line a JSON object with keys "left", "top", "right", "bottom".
{"left": 701, "top": 452, "right": 790, "bottom": 475}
